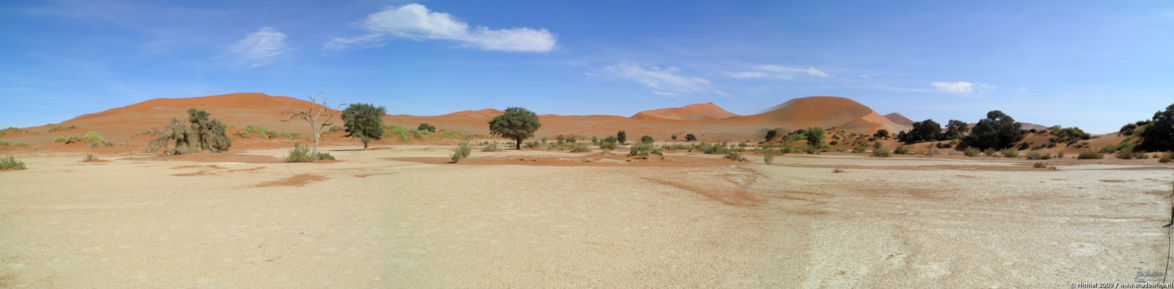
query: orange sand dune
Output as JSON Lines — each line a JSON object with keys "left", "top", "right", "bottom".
{"left": 3, "top": 93, "right": 915, "bottom": 148}
{"left": 630, "top": 103, "right": 738, "bottom": 121}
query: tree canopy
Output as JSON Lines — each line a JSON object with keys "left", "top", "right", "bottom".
{"left": 965, "top": 110, "right": 1022, "bottom": 150}
{"left": 341, "top": 103, "right": 386, "bottom": 149}
{"left": 1140, "top": 103, "right": 1174, "bottom": 152}
{"left": 488, "top": 107, "right": 541, "bottom": 150}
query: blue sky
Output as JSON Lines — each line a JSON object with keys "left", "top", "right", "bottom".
{"left": 1, "top": 0, "right": 1171, "bottom": 133}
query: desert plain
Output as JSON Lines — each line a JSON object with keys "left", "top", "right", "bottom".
{"left": 1, "top": 143, "right": 1171, "bottom": 288}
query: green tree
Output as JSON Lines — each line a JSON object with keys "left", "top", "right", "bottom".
{"left": 417, "top": 123, "right": 436, "bottom": 133}
{"left": 764, "top": 129, "right": 777, "bottom": 142}
{"left": 685, "top": 133, "right": 697, "bottom": 141}
{"left": 640, "top": 135, "right": 654, "bottom": 144}
{"left": 873, "top": 129, "right": 889, "bottom": 139}
{"left": 944, "top": 119, "right": 969, "bottom": 140}
{"left": 966, "top": 110, "right": 1023, "bottom": 150}
{"left": 617, "top": 130, "right": 627, "bottom": 144}
{"left": 903, "top": 119, "right": 941, "bottom": 143}
{"left": 488, "top": 107, "right": 541, "bottom": 150}
{"left": 341, "top": 103, "right": 386, "bottom": 149}
{"left": 805, "top": 127, "right": 824, "bottom": 147}
{"left": 1140, "top": 103, "right": 1174, "bottom": 152}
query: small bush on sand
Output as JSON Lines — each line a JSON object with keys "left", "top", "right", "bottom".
{"left": 84, "top": 153, "right": 98, "bottom": 162}
{"left": 964, "top": 147, "right": 980, "bottom": 157}
{"left": 1000, "top": 149, "right": 1019, "bottom": 158}
{"left": 1025, "top": 152, "right": 1049, "bottom": 160}
{"left": 640, "top": 135, "right": 654, "bottom": 144}
{"left": 417, "top": 123, "right": 436, "bottom": 133}
{"left": 1056, "top": 152, "right": 1065, "bottom": 159}
{"left": 1159, "top": 153, "right": 1172, "bottom": 163}
{"left": 833, "top": 168, "right": 845, "bottom": 173}
{"left": 1033, "top": 162, "right": 1057, "bottom": 170}
{"left": 725, "top": 151, "right": 747, "bottom": 162}
{"left": 451, "top": 142, "right": 472, "bottom": 163}
{"left": 285, "top": 143, "right": 334, "bottom": 163}
{"left": 482, "top": 142, "right": 501, "bottom": 152}
{"left": 570, "top": 142, "right": 591, "bottom": 152}
{"left": 983, "top": 148, "right": 997, "bottom": 157}
{"left": 1, "top": 156, "right": 26, "bottom": 170}
{"left": 852, "top": 146, "right": 866, "bottom": 153}
{"left": 894, "top": 145, "right": 909, "bottom": 154}
{"left": 599, "top": 141, "right": 617, "bottom": 150}
{"left": 685, "top": 133, "right": 697, "bottom": 141}
{"left": 764, "top": 154, "right": 774, "bottom": 164}
{"left": 872, "top": 148, "right": 891, "bottom": 157}
{"left": 1115, "top": 149, "right": 1134, "bottom": 159}
{"left": 1077, "top": 151, "right": 1103, "bottom": 159}
{"left": 82, "top": 131, "right": 106, "bottom": 144}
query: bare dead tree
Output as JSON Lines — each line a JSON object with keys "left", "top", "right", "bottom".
{"left": 285, "top": 92, "right": 340, "bottom": 155}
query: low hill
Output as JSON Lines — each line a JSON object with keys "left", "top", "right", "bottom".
{"left": 630, "top": 103, "right": 738, "bottom": 121}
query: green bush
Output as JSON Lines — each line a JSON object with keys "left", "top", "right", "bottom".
{"left": 1115, "top": 150, "right": 1134, "bottom": 159}
{"left": 685, "top": 133, "right": 697, "bottom": 141}
{"left": 872, "top": 148, "right": 891, "bottom": 157}
{"left": 1032, "top": 162, "right": 1057, "bottom": 170}
{"left": 724, "top": 151, "right": 747, "bottom": 162}
{"left": 82, "top": 131, "right": 106, "bottom": 144}
{"left": 570, "top": 142, "right": 591, "bottom": 152}
{"left": 417, "top": 123, "right": 436, "bottom": 133}
{"left": 451, "top": 142, "right": 472, "bottom": 163}
{"left": 1, "top": 156, "right": 26, "bottom": 170}
{"left": 894, "top": 145, "right": 909, "bottom": 154}
{"left": 805, "top": 127, "right": 825, "bottom": 147}
{"left": 1000, "top": 149, "right": 1019, "bottom": 158}
{"left": 284, "top": 143, "right": 333, "bottom": 163}
{"left": 84, "top": 153, "right": 98, "bottom": 162}
{"left": 628, "top": 143, "right": 662, "bottom": 159}
{"left": 1077, "top": 151, "right": 1103, "bottom": 159}
{"left": 640, "top": 135, "right": 654, "bottom": 144}
{"left": 1056, "top": 152, "right": 1065, "bottom": 159}
{"left": 482, "top": 142, "right": 501, "bottom": 152}
{"left": 617, "top": 130, "right": 628, "bottom": 144}
{"left": 764, "top": 154, "right": 774, "bottom": 164}
{"left": 983, "top": 148, "right": 997, "bottom": 157}
{"left": 151, "top": 109, "right": 231, "bottom": 154}
{"left": 697, "top": 142, "right": 729, "bottom": 155}
{"left": 964, "top": 147, "right": 981, "bottom": 157}
{"left": 49, "top": 125, "right": 77, "bottom": 132}
{"left": 1025, "top": 152, "right": 1049, "bottom": 160}
{"left": 852, "top": 146, "right": 866, "bottom": 153}
{"left": 599, "top": 141, "right": 617, "bottom": 150}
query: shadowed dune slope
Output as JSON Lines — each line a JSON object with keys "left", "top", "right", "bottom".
{"left": 884, "top": 113, "right": 914, "bottom": 126}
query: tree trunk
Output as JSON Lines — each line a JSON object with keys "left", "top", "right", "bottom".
{"left": 515, "top": 137, "right": 522, "bottom": 150}
{"left": 311, "top": 125, "right": 321, "bottom": 155}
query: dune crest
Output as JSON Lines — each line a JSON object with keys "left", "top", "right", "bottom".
{"left": 630, "top": 103, "right": 739, "bottom": 121}
{"left": 727, "top": 96, "right": 908, "bottom": 133}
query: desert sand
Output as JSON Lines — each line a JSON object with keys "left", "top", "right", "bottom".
{"left": 1, "top": 144, "right": 1171, "bottom": 288}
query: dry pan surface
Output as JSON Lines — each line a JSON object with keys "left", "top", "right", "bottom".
{"left": 0, "top": 145, "right": 1171, "bottom": 288}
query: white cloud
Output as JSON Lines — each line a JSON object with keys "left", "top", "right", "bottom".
{"left": 931, "top": 81, "right": 996, "bottom": 96}
{"left": 327, "top": 4, "right": 556, "bottom": 52}
{"left": 728, "top": 64, "right": 828, "bottom": 80}
{"left": 229, "top": 27, "right": 288, "bottom": 67}
{"left": 604, "top": 63, "right": 720, "bottom": 97}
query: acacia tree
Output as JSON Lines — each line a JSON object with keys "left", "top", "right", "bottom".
{"left": 149, "top": 108, "right": 230, "bottom": 155}
{"left": 488, "top": 107, "right": 541, "bottom": 150}
{"left": 1140, "top": 103, "right": 1174, "bottom": 152}
{"left": 966, "top": 110, "right": 1023, "bottom": 150}
{"left": 944, "top": 119, "right": 969, "bottom": 140}
{"left": 341, "top": 103, "right": 386, "bottom": 149}
{"left": 285, "top": 92, "right": 339, "bottom": 155}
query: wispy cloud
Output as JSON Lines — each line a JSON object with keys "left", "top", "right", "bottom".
{"left": 931, "top": 81, "right": 994, "bottom": 96}
{"left": 728, "top": 64, "right": 828, "bottom": 80}
{"left": 603, "top": 63, "right": 722, "bottom": 97}
{"left": 327, "top": 4, "right": 556, "bottom": 53}
{"left": 229, "top": 27, "right": 289, "bottom": 68}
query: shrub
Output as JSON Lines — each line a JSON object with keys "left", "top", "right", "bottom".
{"left": 84, "top": 153, "right": 98, "bottom": 162}
{"left": 852, "top": 146, "right": 866, "bottom": 153}
{"left": 1025, "top": 152, "right": 1049, "bottom": 160}
{"left": 570, "top": 143, "right": 591, "bottom": 152}
{"left": 935, "top": 142, "right": 954, "bottom": 149}
{"left": 1000, "top": 149, "right": 1019, "bottom": 158}
{"left": 1077, "top": 151, "right": 1103, "bottom": 159}
{"left": 872, "top": 148, "right": 891, "bottom": 157}
{"left": 617, "top": 130, "right": 628, "bottom": 144}
{"left": 49, "top": 125, "right": 78, "bottom": 132}
{"left": 341, "top": 103, "right": 386, "bottom": 149}
{"left": 685, "top": 133, "right": 697, "bottom": 141}
{"left": 628, "top": 143, "right": 662, "bottom": 159}
{"left": 697, "top": 142, "right": 729, "bottom": 155}
{"left": 1033, "top": 162, "right": 1057, "bottom": 170}
{"left": 724, "top": 151, "right": 747, "bottom": 162}
{"left": 671, "top": 135, "right": 678, "bottom": 141}
{"left": 640, "top": 135, "right": 654, "bottom": 144}
{"left": 451, "top": 142, "right": 472, "bottom": 163}
{"left": 964, "top": 147, "right": 981, "bottom": 157}
{"left": 833, "top": 168, "right": 845, "bottom": 173}
{"left": 764, "top": 154, "right": 774, "bottom": 164}
{"left": 902, "top": 119, "right": 942, "bottom": 143}
{"left": 983, "top": 148, "right": 997, "bottom": 157}
{"left": 805, "top": 127, "right": 825, "bottom": 147}
{"left": 82, "top": 131, "right": 106, "bottom": 144}
{"left": 1, "top": 156, "right": 26, "bottom": 170}
{"left": 1056, "top": 152, "right": 1065, "bottom": 159}
{"left": 151, "top": 109, "right": 231, "bottom": 155}
{"left": 524, "top": 141, "right": 540, "bottom": 149}
{"left": 599, "top": 141, "right": 617, "bottom": 150}
{"left": 894, "top": 145, "right": 909, "bottom": 154}
{"left": 284, "top": 143, "right": 334, "bottom": 163}
{"left": 1159, "top": 153, "right": 1172, "bottom": 163}
{"left": 488, "top": 107, "right": 541, "bottom": 150}
{"left": 482, "top": 142, "right": 501, "bottom": 152}
{"left": 873, "top": 142, "right": 882, "bottom": 149}
{"left": 417, "top": 123, "right": 436, "bottom": 133}
{"left": 873, "top": 129, "right": 889, "bottom": 139}
{"left": 1115, "top": 150, "right": 1134, "bottom": 159}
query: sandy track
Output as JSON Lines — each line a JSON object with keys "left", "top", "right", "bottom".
{"left": 0, "top": 146, "right": 1171, "bottom": 288}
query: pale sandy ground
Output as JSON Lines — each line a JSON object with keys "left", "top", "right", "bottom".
{"left": 0, "top": 146, "right": 1171, "bottom": 288}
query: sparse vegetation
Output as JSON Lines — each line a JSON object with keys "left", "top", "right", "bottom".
{"left": 1000, "top": 149, "right": 1019, "bottom": 158}
{"left": 617, "top": 130, "right": 628, "bottom": 144}
{"left": 983, "top": 148, "right": 997, "bottom": 157}
{"left": 1077, "top": 151, "right": 1104, "bottom": 159}
{"left": 285, "top": 92, "right": 339, "bottom": 156}
{"left": 83, "top": 153, "right": 98, "bottom": 161}
{"left": 570, "top": 142, "right": 591, "bottom": 152}
{"left": 233, "top": 125, "right": 306, "bottom": 139}
{"left": 640, "top": 135, "right": 654, "bottom": 144}
{"left": 833, "top": 168, "right": 845, "bottom": 173}
{"left": 872, "top": 148, "right": 891, "bottom": 157}
{"left": 482, "top": 142, "right": 501, "bottom": 152}
{"left": 82, "top": 131, "right": 106, "bottom": 144}
{"left": 724, "top": 151, "right": 747, "bottom": 162}
{"left": 627, "top": 143, "right": 663, "bottom": 159}
{"left": 489, "top": 107, "right": 541, "bottom": 150}
{"left": 1032, "top": 162, "right": 1057, "bottom": 170}
{"left": 0, "top": 140, "right": 30, "bottom": 147}
{"left": 894, "top": 145, "right": 909, "bottom": 154}
{"left": 150, "top": 109, "right": 231, "bottom": 155}
{"left": 341, "top": 103, "right": 386, "bottom": 149}
{"left": 284, "top": 143, "right": 334, "bottom": 163}
{"left": 685, "top": 133, "right": 697, "bottom": 142}
{"left": 1, "top": 156, "right": 26, "bottom": 170}
{"left": 852, "top": 146, "right": 866, "bottom": 153}
{"left": 417, "top": 123, "right": 436, "bottom": 133}
{"left": 1025, "top": 152, "right": 1050, "bottom": 160}
{"left": 599, "top": 141, "right": 617, "bottom": 150}
{"left": 451, "top": 142, "right": 472, "bottom": 163}
{"left": 49, "top": 125, "right": 78, "bottom": 132}
{"left": 873, "top": 129, "right": 889, "bottom": 139}
{"left": 964, "top": 147, "right": 981, "bottom": 157}
{"left": 804, "top": 127, "right": 824, "bottom": 147}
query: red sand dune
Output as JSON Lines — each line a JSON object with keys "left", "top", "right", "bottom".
{"left": 884, "top": 113, "right": 914, "bottom": 126}
{"left": 630, "top": 103, "right": 738, "bottom": 121}
{"left": 3, "top": 93, "right": 917, "bottom": 148}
